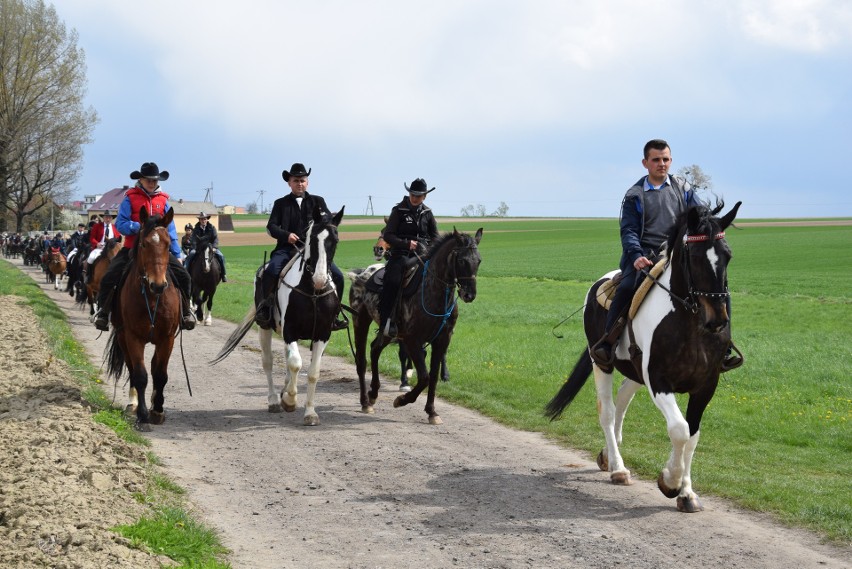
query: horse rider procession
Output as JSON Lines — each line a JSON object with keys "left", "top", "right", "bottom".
{"left": 14, "top": 143, "right": 746, "bottom": 511}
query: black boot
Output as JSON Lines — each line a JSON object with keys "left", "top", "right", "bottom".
{"left": 181, "top": 295, "right": 196, "bottom": 330}
{"left": 255, "top": 294, "right": 274, "bottom": 329}
{"left": 590, "top": 316, "right": 627, "bottom": 373}
{"left": 331, "top": 311, "right": 348, "bottom": 332}
{"left": 94, "top": 309, "right": 110, "bottom": 332}
{"left": 721, "top": 343, "right": 744, "bottom": 372}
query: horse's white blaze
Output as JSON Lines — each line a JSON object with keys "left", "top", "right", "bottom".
{"left": 313, "top": 229, "right": 329, "bottom": 290}
{"left": 151, "top": 233, "right": 160, "bottom": 243}
{"left": 705, "top": 247, "right": 721, "bottom": 278}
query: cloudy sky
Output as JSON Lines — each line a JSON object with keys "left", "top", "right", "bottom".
{"left": 57, "top": 0, "right": 851, "bottom": 218}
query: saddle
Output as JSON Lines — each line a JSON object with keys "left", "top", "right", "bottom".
{"left": 363, "top": 258, "right": 423, "bottom": 297}
{"left": 596, "top": 253, "right": 668, "bottom": 319}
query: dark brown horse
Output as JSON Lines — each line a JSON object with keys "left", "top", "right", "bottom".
{"left": 545, "top": 201, "right": 741, "bottom": 512}
{"left": 104, "top": 207, "right": 181, "bottom": 431}
{"left": 349, "top": 228, "right": 483, "bottom": 425}
{"left": 82, "top": 238, "right": 121, "bottom": 315}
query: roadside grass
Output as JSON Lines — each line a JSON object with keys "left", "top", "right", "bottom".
{"left": 0, "top": 261, "right": 232, "bottom": 568}
{"left": 212, "top": 218, "right": 850, "bottom": 544}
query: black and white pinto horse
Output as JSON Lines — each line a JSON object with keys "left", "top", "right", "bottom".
{"left": 349, "top": 228, "right": 483, "bottom": 425}
{"left": 212, "top": 207, "right": 344, "bottom": 426}
{"left": 546, "top": 202, "right": 741, "bottom": 513}
{"left": 188, "top": 235, "right": 221, "bottom": 326}
{"left": 65, "top": 243, "right": 91, "bottom": 304}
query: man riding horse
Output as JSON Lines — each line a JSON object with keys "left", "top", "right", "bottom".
{"left": 184, "top": 211, "right": 227, "bottom": 282}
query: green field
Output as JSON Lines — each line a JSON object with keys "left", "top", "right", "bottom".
{"left": 211, "top": 216, "right": 851, "bottom": 543}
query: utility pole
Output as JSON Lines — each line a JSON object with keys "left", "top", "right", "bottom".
{"left": 365, "top": 195, "right": 374, "bottom": 216}
{"left": 257, "top": 189, "right": 266, "bottom": 213}
{"left": 202, "top": 182, "right": 214, "bottom": 204}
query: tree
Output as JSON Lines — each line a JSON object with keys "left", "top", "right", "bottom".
{"left": 246, "top": 201, "right": 258, "bottom": 214}
{"left": 0, "top": 0, "right": 98, "bottom": 232}
{"left": 490, "top": 202, "right": 509, "bottom": 217}
{"left": 676, "top": 164, "right": 712, "bottom": 191}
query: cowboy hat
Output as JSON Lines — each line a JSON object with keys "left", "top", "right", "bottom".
{"left": 130, "top": 162, "right": 170, "bottom": 181}
{"left": 404, "top": 178, "right": 435, "bottom": 196}
{"left": 102, "top": 210, "right": 113, "bottom": 217}
{"left": 197, "top": 211, "right": 212, "bottom": 219}
{"left": 282, "top": 163, "right": 311, "bottom": 182}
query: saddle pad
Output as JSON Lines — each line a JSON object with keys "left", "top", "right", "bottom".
{"left": 628, "top": 256, "right": 668, "bottom": 319}
{"left": 364, "top": 263, "right": 422, "bottom": 297}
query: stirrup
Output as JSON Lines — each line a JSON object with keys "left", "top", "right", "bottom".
{"left": 720, "top": 343, "right": 744, "bottom": 372}
{"left": 589, "top": 339, "right": 615, "bottom": 373}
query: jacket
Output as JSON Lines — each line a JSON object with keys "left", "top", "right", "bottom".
{"left": 116, "top": 184, "right": 181, "bottom": 257}
{"left": 384, "top": 197, "right": 438, "bottom": 257}
{"left": 266, "top": 191, "right": 331, "bottom": 255}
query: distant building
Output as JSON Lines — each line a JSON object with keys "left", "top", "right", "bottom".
{"left": 87, "top": 187, "right": 219, "bottom": 231}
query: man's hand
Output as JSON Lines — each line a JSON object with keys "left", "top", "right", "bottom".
{"left": 633, "top": 256, "right": 653, "bottom": 270}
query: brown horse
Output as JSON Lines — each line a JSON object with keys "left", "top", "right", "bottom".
{"left": 46, "top": 248, "right": 66, "bottom": 290}
{"left": 104, "top": 207, "right": 180, "bottom": 431}
{"left": 82, "top": 238, "right": 121, "bottom": 315}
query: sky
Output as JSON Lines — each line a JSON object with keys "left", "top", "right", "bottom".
{"left": 56, "top": 0, "right": 852, "bottom": 219}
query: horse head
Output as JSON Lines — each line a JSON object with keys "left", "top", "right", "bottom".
{"left": 136, "top": 206, "right": 174, "bottom": 294}
{"left": 669, "top": 201, "right": 741, "bottom": 333}
{"left": 305, "top": 206, "right": 344, "bottom": 291}
{"left": 373, "top": 216, "right": 391, "bottom": 261}
{"left": 197, "top": 236, "right": 213, "bottom": 273}
{"left": 450, "top": 227, "right": 483, "bottom": 303}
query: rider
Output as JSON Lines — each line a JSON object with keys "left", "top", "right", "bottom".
{"left": 590, "top": 139, "right": 742, "bottom": 372}
{"left": 181, "top": 223, "right": 193, "bottom": 256}
{"left": 378, "top": 178, "right": 439, "bottom": 338}
{"left": 86, "top": 211, "right": 119, "bottom": 281}
{"left": 255, "top": 162, "right": 346, "bottom": 331}
{"left": 93, "top": 162, "right": 196, "bottom": 332}
{"left": 184, "top": 212, "right": 227, "bottom": 282}
{"left": 65, "top": 223, "right": 87, "bottom": 263}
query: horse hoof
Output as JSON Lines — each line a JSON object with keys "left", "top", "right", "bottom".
{"left": 393, "top": 395, "right": 405, "bottom": 408}
{"left": 368, "top": 396, "right": 378, "bottom": 405}
{"left": 428, "top": 415, "right": 443, "bottom": 425}
{"left": 149, "top": 411, "right": 165, "bottom": 425}
{"left": 282, "top": 402, "right": 297, "bottom": 413}
{"left": 677, "top": 495, "right": 704, "bottom": 513}
{"left": 596, "top": 450, "right": 609, "bottom": 471}
{"left": 399, "top": 384, "right": 411, "bottom": 392}
{"left": 204, "top": 319, "right": 212, "bottom": 326}
{"left": 657, "top": 472, "right": 680, "bottom": 499}
{"left": 361, "top": 405, "right": 375, "bottom": 414}
{"left": 134, "top": 421, "right": 152, "bottom": 433}
{"left": 268, "top": 404, "right": 283, "bottom": 413}
{"left": 303, "top": 415, "right": 320, "bottom": 426}
{"left": 610, "top": 471, "right": 632, "bottom": 485}
{"left": 123, "top": 404, "right": 136, "bottom": 417}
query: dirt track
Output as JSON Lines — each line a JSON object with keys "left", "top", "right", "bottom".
{"left": 3, "top": 256, "right": 850, "bottom": 569}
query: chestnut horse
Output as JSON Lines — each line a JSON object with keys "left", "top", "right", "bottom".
{"left": 546, "top": 202, "right": 741, "bottom": 512}
{"left": 45, "top": 248, "right": 66, "bottom": 290}
{"left": 104, "top": 207, "right": 181, "bottom": 431}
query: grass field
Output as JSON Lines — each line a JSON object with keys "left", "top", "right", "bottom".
{"left": 209, "top": 215, "right": 851, "bottom": 543}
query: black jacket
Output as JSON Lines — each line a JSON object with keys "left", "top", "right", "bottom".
{"left": 266, "top": 191, "right": 331, "bottom": 255}
{"left": 384, "top": 196, "right": 438, "bottom": 257}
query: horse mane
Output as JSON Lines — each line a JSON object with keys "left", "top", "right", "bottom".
{"left": 665, "top": 198, "right": 726, "bottom": 255}
{"left": 423, "top": 231, "right": 460, "bottom": 261}
{"left": 130, "top": 213, "right": 166, "bottom": 261}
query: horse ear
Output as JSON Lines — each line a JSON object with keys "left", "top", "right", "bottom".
{"left": 331, "top": 206, "right": 344, "bottom": 227}
{"left": 687, "top": 207, "right": 701, "bottom": 233}
{"left": 453, "top": 226, "right": 460, "bottom": 238}
{"left": 163, "top": 207, "right": 174, "bottom": 227}
{"left": 139, "top": 206, "right": 149, "bottom": 224}
{"left": 474, "top": 228, "right": 483, "bottom": 244}
{"left": 719, "top": 201, "right": 742, "bottom": 230}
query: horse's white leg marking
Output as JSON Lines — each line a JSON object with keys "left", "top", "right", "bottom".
{"left": 258, "top": 328, "right": 279, "bottom": 410}
{"left": 614, "top": 378, "right": 642, "bottom": 446}
{"left": 282, "top": 341, "right": 302, "bottom": 412}
{"left": 302, "top": 340, "right": 327, "bottom": 426}
{"left": 651, "top": 391, "right": 691, "bottom": 493}
{"left": 593, "top": 365, "right": 629, "bottom": 480}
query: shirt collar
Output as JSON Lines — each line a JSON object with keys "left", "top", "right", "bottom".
{"left": 644, "top": 175, "right": 671, "bottom": 191}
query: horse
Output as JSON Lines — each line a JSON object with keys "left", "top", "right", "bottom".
{"left": 65, "top": 243, "right": 90, "bottom": 302}
{"left": 372, "top": 220, "right": 450, "bottom": 391}
{"left": 82, "top": 238, "right": 121, "bottom": 315}
{"left": 187, "top": 235, "right": 221, "bottom": 326}
{"left": 45, "top": 247, "right": 66, "bottom": 290}
{"left": 545, "top": 201, "right": 741, "bottom": 513}
{"left": 212, "top": 206, "right": 345, "bottom": 426}
{"left": 349, "top": 227, "right": 483, "bottom": 425}
{"left": 104, "top": 207, "right": 181, "bottom": 431}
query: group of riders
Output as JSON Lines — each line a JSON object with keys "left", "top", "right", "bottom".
{"left": 17, "top": 143, "right": 743, "bottom": 372}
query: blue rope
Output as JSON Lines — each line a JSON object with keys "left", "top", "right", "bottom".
{"left": 419, "top": 260, "right": 458, "bottom": 342}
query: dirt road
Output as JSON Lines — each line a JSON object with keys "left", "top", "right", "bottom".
{"left": 8, "top": 257, "right": 850, "bottom": 569}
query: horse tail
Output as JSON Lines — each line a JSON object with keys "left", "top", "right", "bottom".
{"left": 104, "top": 330, "right": 126, "bottom": 380}
{"left": 544, "top": 350, "right": 594, "bottom": 421}
{"left": 209, "top": 306, "right": 256, "bottom": 365}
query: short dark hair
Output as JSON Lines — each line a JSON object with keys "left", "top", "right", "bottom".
{"left": 644, "top": 139, "right": 670, "bottom": 158}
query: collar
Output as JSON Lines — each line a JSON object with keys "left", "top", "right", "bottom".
{"left": 644, "top": 175, "right": 671, "bottom": 191}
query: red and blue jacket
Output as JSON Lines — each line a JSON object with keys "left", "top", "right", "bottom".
{"left": 115, "top": 184, "right": 181, "bottom": 257}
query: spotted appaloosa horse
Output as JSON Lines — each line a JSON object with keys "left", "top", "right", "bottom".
{"left": 212, "top": 207, "right": 344, "bottom": 426}
{"left": 349, "top": 228, "right": 483, "bottom": 425}
{"left": 546, "top": 201, "right": 741, "bottom": 513}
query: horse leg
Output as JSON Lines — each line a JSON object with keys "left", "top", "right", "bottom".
{"left": 148, "top": 338, "right": 174, "bottom": 425}
{"left": 593, "top": 365, "right": 631, "bottom": 484}
{"left": 127, "top": 354, "right": 152, "bottom": 431}
{"left": 259, "top": 328, "right": 283, "bottom": 412}
{"left": 397, "top": 344, "right": 411, "bottom": 392}
{"left": 368, "top": 335, "right": 388, "bottom": 406}
{"left": 440, "top": 354, "right": 450, "bottom": 382}
{"left": 301, "top": 340, "right": 327, "bottom": 426}
{"left": 353, "top": 313, "right": 374, "bottom": 414}
{"left": 282, "top": 341, "right": 302, "bottom": 416}
{"left": 204, "top": 291, "right": 214, "bottom": 326}
{"left": 394, "top": 339, "right": 441, "bottom": 424}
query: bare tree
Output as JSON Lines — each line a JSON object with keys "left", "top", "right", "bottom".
{"left": 676, "top": 164, "right": 713, "bottom": 191}
{"left": 0, "top": 0, "right": 98, "bottom": 232}
{"left": 490, "top": 201, "right": 509, "bottom": 217}
{"left": 246, "top": 202, "right": 258, "bottom": 214}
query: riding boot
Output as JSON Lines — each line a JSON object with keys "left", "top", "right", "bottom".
{"left": 331, "top": 308, "right": 349, "bottom": 332}
{"left": 93, "top": 289, "right": 114, "bottom": 332}
{"left": 180, "top": 294, "right": 196, "bottom": 331}
{"left": 590, "top": 316, "right": 627, "bottom": 372}
{"left": 254, "top": 275, "right": 275, "bottom": 329}
{"left": 721, "top": 342, "right": 744, "bottom": 372}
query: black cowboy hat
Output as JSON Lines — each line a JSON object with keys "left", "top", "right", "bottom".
{"left": 102, "top": 210, "right": 113, "bottom": 217}
{"left": 404, "top": 178, "right": 435, "bottom": 196}
{"left": 197, "top": 211, "right": 212, "bottom": 219}
{"left": 282, "top": 163, "right": 311, "bottom": 182}
{"left": 130, "top": 162, "right": 170, "bottom": 181}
